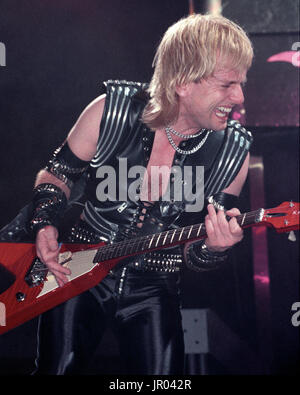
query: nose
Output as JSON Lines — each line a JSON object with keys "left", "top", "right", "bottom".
{"left": 230, "top": 84, "right": 244, "bottom": 105}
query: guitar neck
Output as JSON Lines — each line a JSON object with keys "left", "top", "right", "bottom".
{"left": 93, "top": 208, "right": 264, "bottom": 263}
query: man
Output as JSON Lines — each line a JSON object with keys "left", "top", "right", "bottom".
{"left": 27, "top": 13, "right": 253, "bottom": 374}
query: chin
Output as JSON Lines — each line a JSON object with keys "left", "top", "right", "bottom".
{"left": 210, "top": 124, "right": 226, "bottom": 132}
{"left": 203, "top": 116, "right": 228, "bottom": 132}
{"left": 213, "top": 118, "right": 228, "bottom": 131}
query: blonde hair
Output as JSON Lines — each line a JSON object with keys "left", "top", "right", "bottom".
{"left": 142, "top": 13, "right": 253, "bottom": 130}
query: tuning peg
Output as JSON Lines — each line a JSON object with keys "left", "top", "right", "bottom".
{"left": 288, "top": 231, "right": 296, "bottom": 242}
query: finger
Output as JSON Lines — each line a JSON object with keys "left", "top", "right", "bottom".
{"left": 205, "top": 215, "right": 225, "bottom": 249}
{"left": 208, "top": 203, "right": 228, "bottom": 229}
{"left": 209, "top": 206, "right": 230, "bottom": 241}
{"left": 205, "top": 216, "right": 216, "bottom": 240}
{"left": 206, "top": 204, "right": 221, "bottom": 236}
{"left": 46, "top": 261, "right": 71, "bottom": 287}
{"left": 208, "top": 208, "right": 237, "bottom": 248}
{"left": 216, "top": 210, "right": 232, "bottom": 239}
{"left": 49, "top": 270, "right": 69, "bottom": 287}
{"left": 56, "top": 278, "right": 65, "bottom": 288}
{"left": 46, "top": 259, "right": 71, "bottom": 275}
{"left": 214, "top": 206, "right": 240, "bottom": 235}
{"left": 226, "top": 208, "right": 241, "bottom": 217}
{"left": 37, "top": 247, "right": 71, "bottom": 279}
{"left": 218, "top": 213, "right": 242, "bottom": 242}
{"left": 207, "top": 203, "right": 219, "bottom": 219}
{"left": 229, "top": 217, "right": 243, "bottom": 237}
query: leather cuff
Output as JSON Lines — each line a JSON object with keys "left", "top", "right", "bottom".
{"left": 186, "top": 239, "right": 229, "bottom": 272}
{"left": 46, "top": 142, "right": 89, "bottom": 189}
{"left": 29, "top": 183, "right": 67, "bottom": 237}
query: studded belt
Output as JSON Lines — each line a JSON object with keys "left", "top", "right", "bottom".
{"left": 128, "top": 252, "right": 182, "bottom": 272}
{"left": 66, "top": 220, "right": 106, "bottom": 244}
{"left": 67, "top": 221, "right": 182, "bottom": 273}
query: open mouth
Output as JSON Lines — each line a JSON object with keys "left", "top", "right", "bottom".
{"left": 215, "top": 106, "right": 232, "bottom": 118}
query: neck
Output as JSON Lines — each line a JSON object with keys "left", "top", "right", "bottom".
{"left": 168, "top": 122, "right": 199, "bottom": 136}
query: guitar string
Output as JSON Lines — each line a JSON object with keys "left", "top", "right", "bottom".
{"left": 93, "top": 210, "right": 261, "bottom": 262}
{"left": 101, "top": 210, "right": 260, "bottom": 253}
{"left": 95, "top": 211, "right": 260, "bottom": 258}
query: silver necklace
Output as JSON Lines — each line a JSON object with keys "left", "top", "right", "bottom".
{"left": 165, "top": 125, "right": 206, "bottom": 139}
{"left": 165, "top": 127, "right": 212, "bottom": 155}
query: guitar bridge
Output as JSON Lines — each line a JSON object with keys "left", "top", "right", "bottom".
{"left": 25, "top": 257, "right": 48, "bottom": 287}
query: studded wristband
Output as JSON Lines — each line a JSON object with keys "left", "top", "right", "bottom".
{"left": 29, "top": 183, "right": 68, "bottom": 237}
{"left": 46, "top": 142, "right": 90, "bottom": 189}
{"left": 186, "top": 239, "right": 229, "bottom": 272}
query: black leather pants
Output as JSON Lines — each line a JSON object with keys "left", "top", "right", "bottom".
{"left": 33, "top": 267, "right": 184, "bottom": 375}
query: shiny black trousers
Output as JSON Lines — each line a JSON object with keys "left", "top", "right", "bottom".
{"left": 33, "top": 267, "right": 184, "bottom": 375}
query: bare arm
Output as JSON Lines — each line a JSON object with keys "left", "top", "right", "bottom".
{"left": 221, "top": 152, "right": 250, "bottom": 197}
{"left": 35, "top": 94, "right": 106, "bottom": 286}
{"left": 34, "top": 94, "right": 106, "bottom": 196}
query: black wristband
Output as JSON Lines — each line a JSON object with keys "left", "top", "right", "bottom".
{"left": 186, "top": 239, "right": 229, "bottom": 272}
{"left": 29, "top": 183, "right": 68, "bottom": 237}
{"left": 207, "top": 192, "right": 239, "bottom": 211}
{"left": 46, "top": 142, "right": 90, "bottom": 189}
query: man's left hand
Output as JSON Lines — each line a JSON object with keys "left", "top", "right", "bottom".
{"left": 204, "top": 203, "right": 243, "bottom": 252}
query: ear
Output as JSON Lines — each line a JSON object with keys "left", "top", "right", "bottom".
{"left": 175, "top": 83, "right": 191, "bottom": 97}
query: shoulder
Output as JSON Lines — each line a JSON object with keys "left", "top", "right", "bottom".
{"left": 225, "top": 120, "right": 253, "bottom": 144}
{"left": 79, "top": 94, "right": 106, "bottom": 123}
{"left": 76, "top": 80, "right": 148, "bottom": 122}
{"left": 66, "top": 94, "right": 106, "bottom": 161}
{"left": 102, "top": 80, "right": 149, "bottom": 105}
{"left": 103, "top": 79, "right": 148, "bottom": 92}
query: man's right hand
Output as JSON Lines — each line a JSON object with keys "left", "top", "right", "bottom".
{"left": 36, "top": 225, "right": 71, "bottom": 287}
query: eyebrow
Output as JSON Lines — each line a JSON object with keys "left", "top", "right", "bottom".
{"left": 214, "top": 76, "right": 248, "bottom": 85}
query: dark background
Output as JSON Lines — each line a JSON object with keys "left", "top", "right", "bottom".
{"left": 0, "top": 0, "right": 299, "bottom": 375}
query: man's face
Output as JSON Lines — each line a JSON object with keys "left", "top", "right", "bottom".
{"left": 177, "top": 63, "right": 247, "bottom": 131}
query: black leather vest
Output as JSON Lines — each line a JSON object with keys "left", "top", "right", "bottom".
{"left": 82, "top": 80, "right": 253, "bottom": 243}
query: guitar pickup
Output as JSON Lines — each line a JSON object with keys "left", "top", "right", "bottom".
{"left": 24, "top": 257, "right": 48, "bottom": 287}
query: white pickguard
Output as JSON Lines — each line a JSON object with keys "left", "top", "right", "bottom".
{"left": 37, "top": 248, "right": 98, "bottom": 298}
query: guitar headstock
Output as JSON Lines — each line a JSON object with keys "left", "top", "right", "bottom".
{"left": 262, "top": 201, "right": 300, "bottom": 233}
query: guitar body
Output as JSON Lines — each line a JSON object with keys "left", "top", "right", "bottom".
{"left": 0, "top": 241, "right": 120, "bottom": 335}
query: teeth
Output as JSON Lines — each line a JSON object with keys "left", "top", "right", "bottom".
{"left": 217, "top": 107, "right": 232, "bottom": 113}
{"left": 216, "top": 111, "right": 226, "bottom": 117}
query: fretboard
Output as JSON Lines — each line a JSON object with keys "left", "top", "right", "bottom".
{"left": 93, "top": 208, "right": 263, "bottom": 263}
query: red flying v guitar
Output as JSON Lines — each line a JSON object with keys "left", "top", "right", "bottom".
{"left": 0, "top": 201, "right": 299, "bottom": 335}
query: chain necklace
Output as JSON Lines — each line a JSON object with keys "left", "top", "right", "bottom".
{"left": 165, "top": 127, "right": 212, "bottom": 155}
{"left": 165, "top": 125, "right": 206, "bottom": 139}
